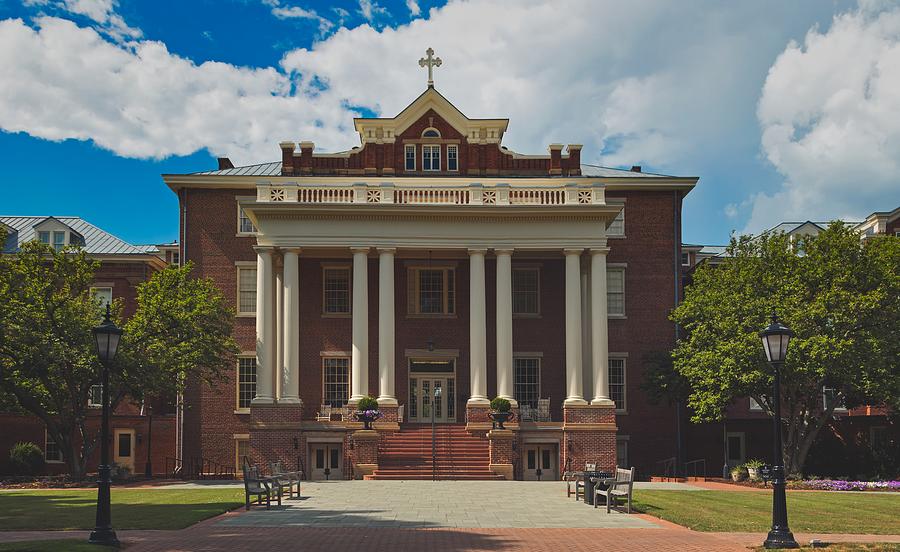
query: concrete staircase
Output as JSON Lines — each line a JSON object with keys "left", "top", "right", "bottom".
{"left": 365, "top": 424, "right": 504, "bottom": 480}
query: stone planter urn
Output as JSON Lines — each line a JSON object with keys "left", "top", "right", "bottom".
{"left": 356, "top": 410, "right": 380, "bottom": 430}
{"left": 490, "top": 411, "right": 511, "bottom": 429}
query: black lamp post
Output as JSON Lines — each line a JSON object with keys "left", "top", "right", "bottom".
{"left": 144, "top": 403, "right": 153, "bottom": 479}
{"left": 88, "top": 304, "right": 122, "bottom": 547}
{"left": 760, "top": 312, "right": 799, "bottom": 549}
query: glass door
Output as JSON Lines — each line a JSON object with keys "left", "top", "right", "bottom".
{"left": 408, "top": 375, "right": 455, "bottom": 423}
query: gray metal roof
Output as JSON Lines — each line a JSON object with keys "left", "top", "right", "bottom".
{"left": 0, "top": 216, "right": 149, "bottom": 255}
{"left": 763, "top": 220, "right": 862, "bottom": 235}
{"left": 186, "top": 161, "right": 678, "bottom": 178}
{"left": 580, "top": 164, "right": 673, "bottom": 178}
{"left": 191, "top": 161, "right": 281, "bottom": 176}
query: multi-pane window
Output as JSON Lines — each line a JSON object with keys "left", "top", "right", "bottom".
{"left": 44, "top": 430, "right": 62, "bottom": 463}
{"left": 607, "top": 267, "right": 625, "bottom": 316}
{"left": 52, "top": 231, "right": 66, "bottom": 251}
{"left": 609, "top": 358, "right": 626, "bottom": 411}
{"left": 616, "top": 437, "right": 629, "bottom": 468}
{"left": 88, "top": 384, "right": 103, "bottom": 408}
{"left": 235, "top": 439, "right": 250, "bottom": 472}
{"left": 681, "top": 252, "right": 690, "bottom": 266}
{"left": 90, "top": 287, "right": 113, "bottom": 310}
{"left": 423, "top": 145, "right": 440, "bottom": 171}
{"left": 512, "top": 268, "right": 539, "bottom": 315}
{"left": 238, "top": 207, "right": 257, "bottom": 234}
{"left": 237, "top": 357, "right": 257, "bottom": 409}
{"left": 237, "top": 267, "right": 257, "bottom": 315}
{"left": 514, "top": 357, "right": 540, "bottom": 408}
{"left": 323, "top": 357, "right": 350, "bottom": 407}
{"left": 405, "top": 145, "right": 416, "bottom": 171}
{"left": 411, "top": 268, "right": 455, "bottom": 315}
{"left": 38, "top": 231, "right": 50, "bottom": 244}
{"left": 447, "top": 145, "right": 458, "bottom": 171}
{"left": 323, "top": 268, "right": 350, "bottom": 314}
{"left": 172, "top": 252, "right": 180, "bottom": 266}
{"left": 608, "top": 207, "right": 625, "bottom": 236}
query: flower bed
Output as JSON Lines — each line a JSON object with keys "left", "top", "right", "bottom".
{"left": 790, "top": 479, "right": 900, "bottom": 492}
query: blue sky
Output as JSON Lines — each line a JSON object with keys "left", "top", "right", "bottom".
{"left": 1, "top": 0, "right": 899, "bottom": 246}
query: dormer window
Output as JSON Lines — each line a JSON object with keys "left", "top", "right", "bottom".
{"left": 422, "top": 128, "right": 441, "bottom": 138}
{"left": 52, "top": 231, "right": 66, "bottom": 251}
{"left": 38, "top": 231, "right": 50, "bottom": 244}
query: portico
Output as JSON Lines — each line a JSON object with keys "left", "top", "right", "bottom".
{"left": 241, "top": 177, "right": 620, "bottom": 422}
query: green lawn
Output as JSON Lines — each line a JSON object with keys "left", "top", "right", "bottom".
{"left": 0, "top": 488, "right": 244, "bottom": 531}
{"left": 0, "top": 540, "right": 110, "bottom": 552}
{"left": 633, "top": 490, "right": 900, "bottom": 534}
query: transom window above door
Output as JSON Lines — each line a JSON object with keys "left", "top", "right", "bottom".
{"left": 409, "top": 267, "right": 455, "bottom": 315}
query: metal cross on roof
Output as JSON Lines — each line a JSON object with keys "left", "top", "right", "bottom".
{"left": 418, "top": 47, "right": 442, "bottom": 88}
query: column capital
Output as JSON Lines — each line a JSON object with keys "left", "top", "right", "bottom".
{"left": 563, "top": 248, "right": 584, "bottom": 256}
{"left": 376, "top": 247, "right": 397, "bottom": 254}
{"left": 589, "top": 247, "right": 611, "bottom": 256}
{"left": 350, "top": 246, "right": 371, "bottom": 255}
{"left": 253, "top": 245, "right": 275, "bottom": 255}
{"left": 494, "top": 248, "right": 514, "bottom": 256}
{"left": 282, "top": 247, "right": 302, "bottom": 255}
{"left": 467, "top": 248, "right": 488, "bottom": 255}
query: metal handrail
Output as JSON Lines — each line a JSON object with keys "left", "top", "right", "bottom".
{"left": 654, "top": 456, "right": 677, "bottom": 478}
{"left": 685, "top": 458, "right": 707, "bottom": 478}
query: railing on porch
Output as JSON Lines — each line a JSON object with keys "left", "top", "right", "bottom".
{"left": 165, "top": 456, "right": 234, "bottom": 480}
{"left": 256, "top": 181, "right": 606, "bottom": 206}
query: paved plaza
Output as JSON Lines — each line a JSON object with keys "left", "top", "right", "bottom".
{"left": 218, "top": 480, "right": 661, "bottom": 529}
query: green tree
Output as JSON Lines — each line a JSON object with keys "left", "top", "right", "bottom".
{"left": 0, "top": 232, "right": 238, "bottom": 478}
{"left": 671, "top": 223, "right": 899, "bottom": 475}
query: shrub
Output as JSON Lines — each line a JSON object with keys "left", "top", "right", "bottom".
{"left": 744, "top": 458, "right": 764, "bottom": 469}
{"left": 490, "top": 397, "right": 511, "bottom": 412}
{"left": 730, "top": 465, "right": 748, "bottom": 482}
{"left": 9, "top": 442, "right": 45, "bottom": 476}
{"left": 356, "top": 396, "right": 379, "bottom": 411}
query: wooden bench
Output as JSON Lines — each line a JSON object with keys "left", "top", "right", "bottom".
{"left": 596, "top": 466, "right": 635, "bottom": 513}
{"left": 269, "top": 461, "right": 302, "bottom": 499}
{"left": 564, "top": 463, "right": 595, "bottom": 500}
{"left": 242, "top": 464, "right": 279, "bottom": 510}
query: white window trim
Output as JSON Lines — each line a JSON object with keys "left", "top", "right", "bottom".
{"left": 422, "top": 144, "right": 441, "bottom": 172}
{"left": 90, "top": 286, "right": 113, "bottom": 310}
{"left": 322, "top": 355, "right": 351, "bottom": 408}
{"left": 607, "top": 264, "right": 626, "bottom": 319}
{"left": 235, "top": 353, "right": 256, "bottom": 413}
{"left": 512, "top": 355, "right": 541, "bottom": 407}
{"left": 236, "top": 197, "right": 257, "bottom": 236}
{"left": 88, "top": 384, "right": 103, "bottom": 408}
{"left": 609, "top": 354, "right": 628, "bottom": 414}
{"left": 321, "top": 264, "right": 351, "bottom": 317}
{"left": 421, "top": 127, "right": 442, "bottom": 138}
{"left": 235, "top": 262, "right": 257, "bottom": 318}
{"left": 44, "top": 429, "right": 63, "bottom": 464}
{"left": 404, "top": 144, "right": 416, "bottom": 172}
{"left": 749, "top": 397, "right": 764, "bottom": 411}
{"left": 681, "top": 252, "right": 691, "bottom": 267}
{"left": 447, "top": 144, "right": 459, "bottom": 172}
{"left": 38, "top": 231, "right": 50, "bottom": 244}
{"left": 726, "top": 431, "right": 746, "bottom": 466}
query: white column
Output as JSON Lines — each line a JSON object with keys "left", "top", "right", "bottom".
{"left": 252, "top": 246, "right": 274, "bottom": 404}
{"left": 495, "top": 249, "right": 515, "bottom": 404}
{"left": 350, "top": 247, "right": 370, "bottom": 403}
{"left": 377, "top": 248, "right": 397, "bottom": 406}
{"left": 591, "top": 248, "right": 613, "bottom": 405}
{"left": 281, "top": 248, "right": 301, "bottom": 404}
{"left": 275, "top": 263, "right": 283, "bottom": 400}
{"left": 564, "top": 248, "right": 587, "bottom": 405}
{"left": 468, "top": 249, "right": 489, "bottom": 405}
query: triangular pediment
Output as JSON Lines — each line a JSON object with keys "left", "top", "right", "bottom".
{"left": 354, "top": 87, "right": 509, "bottom": 144}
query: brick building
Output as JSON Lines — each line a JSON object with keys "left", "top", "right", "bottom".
{"left": 164, "top": 61, "right": 698, "bottom": 481}
{"left": 0, "top": 216, "right": 175, "bottom": 476}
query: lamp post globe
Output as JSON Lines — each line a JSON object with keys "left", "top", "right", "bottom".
{"left": 759, "top": 312, "right": 798, "bottom": 549}
{"left": 88, "top": 304, "right": 122, "bottom": 547}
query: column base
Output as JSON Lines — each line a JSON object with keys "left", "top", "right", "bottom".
{"left": 278, "top": 397, "right": 303, "bottom": 406}
{"left": 251, "top": 396, "right": 275, "bottom": 405}
{"left": 467, "top": 397, "right": 490, "bottom": 406}
{"left": 590, "top": 398, "right": 615, "bottom": 407}
{"left": 376, "top": 396, "right": 399, "bottom": 407}
{"left": 564, "top": 397, "right": 588, "bottom": 406}
{"left": 497, "top": 395, "right": 518, "bottom": 407}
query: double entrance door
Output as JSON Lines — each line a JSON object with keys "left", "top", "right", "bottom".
{"left": 523, "top": 444, "right": 558, "bottom": 481}
{"left": 408, "top": 359, "right": 456, "bottom": 423}
{"left": 309, "top": 443, "right": 342, "bottom": 480}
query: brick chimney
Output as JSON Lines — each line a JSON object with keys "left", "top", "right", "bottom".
{"left": 299, "top": 141, "right": 315, "bottom": 175}
{"left": 280, "top": 141, "right": 295, "bottom": 176}
{"left": 217, "top": 157, "right": 234, "bottom": 170}
{"left": 567, "top": 145, "right": 582, "bottom": 176}
{"left": 548, "top": 144, "right": 563, "bottom": 176}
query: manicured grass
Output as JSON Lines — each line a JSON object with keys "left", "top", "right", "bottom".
{"left": 0, "top": 540, "right": 110, "bottom": 552}
{"left": 632, "top": 490, "right": 900, "bottom": 534}
{"left": 0, "top": 488, "right": 244, "bottom": 531}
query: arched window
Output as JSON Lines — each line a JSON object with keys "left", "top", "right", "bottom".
{"left": 422, "top": 128, "right": 441, "bottom": 138}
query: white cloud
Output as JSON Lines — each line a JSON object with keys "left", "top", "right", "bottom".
{"left": 748, "top": 4, "right": 900, "bottom": 232}
{"left": 406, "top": 0, "right": 421, "bottom": 17}
{"left": 262, "top": 1, "right": 334, "bottom": 35}
{"left": 0, "top": 0, "right": 853, "bottom": 189}
{"left": 357, "top": 0, "right": 389, "bottom": 24}
{"left": 27, "top": 0, "right": 142, "bottom": 41}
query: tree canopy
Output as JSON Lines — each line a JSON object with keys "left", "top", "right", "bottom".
{"left": 671, "top": 223, "right": 899, "bottom": 474}
{"left": 0, "top": 233, "right": 238, "bottom": 477}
